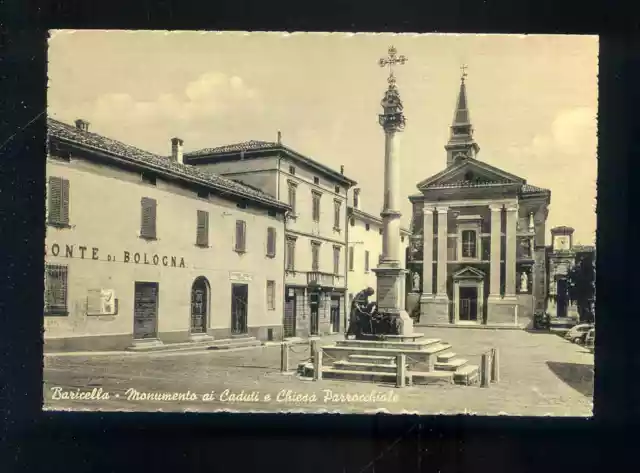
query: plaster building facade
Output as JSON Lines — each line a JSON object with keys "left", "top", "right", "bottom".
{"left": 183, "top": 137, "right": 357, "bottom": 338}
{"left": 45, "top": 118, "right": 288, "bottom": 352}
{"left": 407, "top": 75, "right": 551, "bottom": 328}
{"left": 346, "top": 188, "right": 411, "bottom": 323}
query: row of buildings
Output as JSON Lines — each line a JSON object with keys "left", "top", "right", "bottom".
{"left": 44, "top": 118, "right": 409, "bottom": 351}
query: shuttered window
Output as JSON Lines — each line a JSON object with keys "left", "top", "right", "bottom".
{"left": 44, "top": 264, "right": 68, "bottom": 315}
{"left": 266, "top": 280, "right": 276, "bottom": 310}
{"left": 266, "top": 227, "right": 276, "bottom": 257}
{"left": 333, "top": 246, "right": 340, "bottom": 275}
{"left": 288, "top": 183, "right": 297, "bottom": 214}
{"left": 286, "top": 238, "right": 296, "bottom": 271}
{"left": 312, "top": 192, "right": 321, "bottom": 222}
{"left": 311, "top": 242, "right": 320, "bottom": 271}
{"left": 47, "top": 176, "right": 70, "bottom": 226}
{"left": 235, "top": 220, "right": 246, "bottom": 252}
{"left": 365, "top": 250, "right": 370, "bottom": 272}
{"left": 140, "top": 197, "right": 157, "bottom": 239}
{"left": 348, "top": 246, "right": 354, "bottom": 271}
{"left": 333, "top": 200, "right": 341, "bottom": 229}
{"left": 196, "top": 210, "right": 209, "bottom": 247}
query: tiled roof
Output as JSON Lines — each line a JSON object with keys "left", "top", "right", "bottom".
{"left": 184, "top": 140, "right": 358, "bottom": 186}
{"left": 348, "top": 206, "right": 411, "bottom": 235}
{"left": 184, "top": 140, "right": 277, "bottom": 157}
{"left": 47, "top": 119, "right": 288, "bottom": 210}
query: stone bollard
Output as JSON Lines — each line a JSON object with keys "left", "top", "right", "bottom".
{"left": 481, "top": 352, "right": 490, "bottom": 388}
{"left": 396, "top": 354, "right": 406, "bottom": 388}
{"left": 280, "top": 342, "right": 289, "bottom": 373}
{"left": 490, "top": 348, "right": 500, "bottom": 383}
{"left": 313, "top": 345, "right": 323, "bottom": 381}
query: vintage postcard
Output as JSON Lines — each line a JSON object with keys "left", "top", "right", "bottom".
{"left": 43, "top": 31, "right": 597, "bottom": 416}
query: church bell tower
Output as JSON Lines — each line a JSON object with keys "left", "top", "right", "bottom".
{"left": 445, "top": 65, "right": 481, "bottom": 167}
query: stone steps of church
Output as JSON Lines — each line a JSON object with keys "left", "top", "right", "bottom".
{"left": 410, "top": 371, "right": 456, "bottom": 385}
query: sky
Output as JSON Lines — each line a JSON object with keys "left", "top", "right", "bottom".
{"left": 47, "top": 31, "right": 598, "bottom": 245}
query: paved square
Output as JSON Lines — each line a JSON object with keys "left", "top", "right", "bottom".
{"left": 43, "top": 328, "right": 593, "bottom": 416}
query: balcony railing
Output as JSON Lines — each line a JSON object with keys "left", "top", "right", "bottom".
{"left": 307, "top": 271, "right": 341, "bottom": 287}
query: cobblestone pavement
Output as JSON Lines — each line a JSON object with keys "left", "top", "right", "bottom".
{"left": 43, "top": 329, "right": 594, "bottom": 416}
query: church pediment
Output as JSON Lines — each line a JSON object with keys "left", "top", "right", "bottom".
{"left": 452, "top": 266, "right": 486, "bottom": 280}
{"left": 417, "top": 159, "right": 525, "bottom": 191}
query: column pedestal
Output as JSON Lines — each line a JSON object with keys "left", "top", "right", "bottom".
{"left": 373, "top": 265, "right": 414, "bottom": 335}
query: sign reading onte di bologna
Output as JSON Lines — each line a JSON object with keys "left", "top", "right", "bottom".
{"left": 45, "top": 243, "right": 186, "bottom": 268}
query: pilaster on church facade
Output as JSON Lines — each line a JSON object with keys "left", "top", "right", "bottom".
{"left": 406, "top": 70, "right": 551, "bottom": 329}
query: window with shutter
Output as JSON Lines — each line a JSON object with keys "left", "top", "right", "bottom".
{"left": 44, "top": 264, "right": 68, "bottom": 315}
{"left": 365, "top": 250, "right": 370, "bottom": 272}
{"left": 312, "top": 242, "right": 320, "bottom": 271}
{"left": 288, "top": 183, "right": 297, "bottom": 214}
{"left": 348, "top": 247, "right": 354, "bottom": 271}
{"left": 196, "top": 210, "right": 209, "bottom": 247}
{"left": 286, "top": 238, "right": 296, "bottom": 271}
{"left": 47, "top": 176, "right": 70, "bottom": 226}
{"left": 266, "top": 280, "right": 276, "bottom": 310}
{"left": 235, "top": 220, "right": 246, "bottom": 252}
{"left": 312, "top": 192, "right": 321, "bottom": 222}
{"left": 267, "top": 227, "right": 276, "bottom": 257}
{"left": 333, "top": 246, "right": 340, "bottom": 275}
{"left": 333, "top": 200, "right": 341, "bottom": 229}
{"left": 140, "top": 197, "right": 157, "bottom": 239}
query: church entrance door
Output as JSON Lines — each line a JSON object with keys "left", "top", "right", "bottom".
{"left": 459, "top": 286, "right": 478, "bottom": 322}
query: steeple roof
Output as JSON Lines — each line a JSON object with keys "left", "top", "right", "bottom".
{"left": 452, "top": 79, "right": 471, "bottom": 126}
{"left": 445, "top": 68, "right": 480, "bottom": 166}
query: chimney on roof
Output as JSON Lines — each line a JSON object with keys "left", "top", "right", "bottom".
{"left": 75, "top": 119, "right": 90, "bottom": 132}
{"left": 340, "top": 165, "right": 344, "bottom": 175}
{"left": 353, "top": 188, "right": 361, "bottom": 210}
{"left": 171, "top": 137, "right": 184, "bottom": 164}
{"left": 277, "top": 130, "right": 282, "bottom": 145}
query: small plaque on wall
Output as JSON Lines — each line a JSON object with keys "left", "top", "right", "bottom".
{"left": 86, "top": 289, "right": 118, "bottom": 316}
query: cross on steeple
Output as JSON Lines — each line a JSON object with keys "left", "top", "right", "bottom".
{"left": 379, "top": 46, "right": 407, "bottom": 88}
{"left": 460, "top": 64, "right": 468, "bottom": 83}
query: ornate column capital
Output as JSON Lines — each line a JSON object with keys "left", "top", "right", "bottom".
{"left": 422, "top": 206, "right": 435, "bottom": 215}
{"left": 489, "top": 203, "right": 503, "bottom": 212}
{"left": 435, "top": 205, "right": 449, "bottom": 213}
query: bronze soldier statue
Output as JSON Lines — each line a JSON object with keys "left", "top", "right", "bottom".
{"left": 346, "top": 287, "right": 375, "bottom": 340}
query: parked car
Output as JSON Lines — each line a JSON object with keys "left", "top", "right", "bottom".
{"left": 584, "top": 328, "right": 595, "bottom": 350}
{"left": 564, "top": 324, "right": 594, "bottom": 344}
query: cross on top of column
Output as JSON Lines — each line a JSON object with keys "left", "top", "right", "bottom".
{"left": 379, "top": 46, "right": 408, "bottom": 89}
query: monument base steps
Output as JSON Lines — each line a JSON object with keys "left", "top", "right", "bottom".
{"left": 299, "top": 333, "right": 480, "bottom": 386}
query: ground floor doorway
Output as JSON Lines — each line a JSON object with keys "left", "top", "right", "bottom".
{"left": 330, "top": 296, "right": 341, "bottom": 333}
{"left": 309, "top": 291, "right": 320, "bottom": 335}
{"left": 458, "top": 286, "right": 479, "bottom": 322}
{"left": 284, "top": 288, "right": 297, "bottom": 338}
{"left": 190, "top": 276, "right": 209, "bottom": 334}
{"left": 556, "top": 278, "right": 569, "bottom": 318}
{"left": 231, "top": 283, "right": 248, "bottom": 335}
{"left": 133, "top": 281, "right": 159, "bottom": 340}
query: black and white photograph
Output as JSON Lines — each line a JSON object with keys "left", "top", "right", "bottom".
{"left": 43, "top": 31, "right": 597, "bottom": 416}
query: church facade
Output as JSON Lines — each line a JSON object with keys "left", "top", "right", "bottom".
{"left": 407, "top": 76, "right": 551, "bottom": 328}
